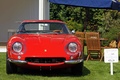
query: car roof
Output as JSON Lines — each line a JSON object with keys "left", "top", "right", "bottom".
{"left": 22, "top": 20, "right": 65, "bottom": 24}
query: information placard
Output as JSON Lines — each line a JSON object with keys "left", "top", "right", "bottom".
{"left": 104, "top": 48, "right": 118, "bottom": 63}
{"left": 104, "top": 48, "right": 119, "bottom": 75}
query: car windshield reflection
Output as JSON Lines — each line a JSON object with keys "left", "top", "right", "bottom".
{"left": 18, "top": 22, "right": 70, "bottom": 34}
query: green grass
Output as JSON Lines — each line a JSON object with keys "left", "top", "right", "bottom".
{"left": 1, "top": 53, "right": 120, "bottom": 80}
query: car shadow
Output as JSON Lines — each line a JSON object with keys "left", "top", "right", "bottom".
{"left": 82, "top": 66, "right": 91, "bottom": 76}
{"left": 17, "top": 66, "right": 90, "bottom": 77}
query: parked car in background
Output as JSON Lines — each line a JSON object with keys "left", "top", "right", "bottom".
{"left": 6, "top": 20, "right": 84, "bottom": 75}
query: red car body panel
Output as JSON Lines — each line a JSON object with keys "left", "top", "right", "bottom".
{"left": 7, "top": 20, "right": 83, "bottom": 70}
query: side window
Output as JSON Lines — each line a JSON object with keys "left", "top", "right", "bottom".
{"left": 50, "top": 23, "right": 62, "bottom": 30}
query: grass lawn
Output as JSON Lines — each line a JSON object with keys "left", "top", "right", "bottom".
{"left": 1, "top": 52, "right": 120, "bottom": 80}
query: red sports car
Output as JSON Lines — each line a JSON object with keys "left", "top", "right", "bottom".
{"left": 6, "top": 20, "right": 84, "bottom": 74}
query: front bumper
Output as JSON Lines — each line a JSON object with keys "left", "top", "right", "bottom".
{"left": 8, "top": 58, "right": 27, "bottom": 64}
{"left": 64, "top": 59, "right": 83, "bottom": 64}
{"left": 8, "top": 58, "right": 84, "bottom": 65}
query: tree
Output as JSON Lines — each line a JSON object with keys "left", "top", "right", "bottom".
{"left": 50, "top": 3, "right": 120, "bottom": 46}
{"left": 50, "top": 3, "right": 85, "bottom": 31}
{"left": 102, "top": 10, "right": 120, "bottom": 44}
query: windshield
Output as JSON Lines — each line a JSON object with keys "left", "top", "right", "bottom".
{"left": 18, "top": 22, "right": 71, "bottom": 34}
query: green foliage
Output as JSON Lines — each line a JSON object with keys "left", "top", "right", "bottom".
{"left": 66, "top": 20, "right": 83, "bottom": 31}
{"left": 50, "top": 3, "right": 106, "bottom": 32}
{"left": 102, "top": 10, "right": 120, "bottom": 45}
{"left": 50, "top": 3, "right": 120, "bottom": 46}
{"left": 102, "top": 29, "right": 118, "bottom": 45}
{"left": 50, "top": 3, "right": 85, "bottom": 23}
{"left": 84, "top": 8, "right": 105, "bottom": 32}
{"left": 50, "top": 3, "right": 85, "bottom": 31}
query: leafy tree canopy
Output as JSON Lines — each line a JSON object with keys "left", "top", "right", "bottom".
{"left": 50, "top": 3, "right": 120, "bottom": 45}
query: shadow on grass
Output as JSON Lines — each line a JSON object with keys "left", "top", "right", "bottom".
{"left": 82, "top": 66, "right": 90, "bottom": 76}
{"left": 15, "top": 66, "right": 90, "bottom": 77}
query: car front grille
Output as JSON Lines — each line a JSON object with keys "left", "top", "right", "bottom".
{"left": 25, "top": 57, "right": 66, "bottom": 63}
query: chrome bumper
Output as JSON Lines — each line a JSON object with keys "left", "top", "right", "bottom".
{"left": 8, "top": 58, "right": 27, "bottom": 64}
{"left": 8, "top": 58, "right": 83, "bottom": 64}
{"left": 64, "top": 59, "right": 83, "bottom": 64}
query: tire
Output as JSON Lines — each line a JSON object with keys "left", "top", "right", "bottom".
{"left": 6, "top": 57, "right": 18, "bottom": 74}
{"left": 71, "top": 61, "right": 84, "bottom": 75}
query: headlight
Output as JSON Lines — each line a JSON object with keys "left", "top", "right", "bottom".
{"left": 68, "top": 42, "right": 78, "bottom": 53}
{"left": 12, "top": 42, "right": 22, "bottom": 53}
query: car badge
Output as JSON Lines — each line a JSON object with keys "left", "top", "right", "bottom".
{"left": 44, "top": 49, "right": 47, "bottom": 52}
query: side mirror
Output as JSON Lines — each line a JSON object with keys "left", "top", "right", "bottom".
{"left": 71, "top": 30, "right": 75, "bottom": 34}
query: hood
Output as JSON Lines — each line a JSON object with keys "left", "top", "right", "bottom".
{"left": 18, "top": 34, "right": 75, "bottom": 57}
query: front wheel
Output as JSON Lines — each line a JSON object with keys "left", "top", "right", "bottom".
{"left": 6, "top": 58, "right": 18, "bottom": 74}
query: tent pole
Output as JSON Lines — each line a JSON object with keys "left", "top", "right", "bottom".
{"left": 39, "top": 0, "right": 50, "bottom": 20}
{"left": 83, "top": 8, "right": 89, "bottom": 32}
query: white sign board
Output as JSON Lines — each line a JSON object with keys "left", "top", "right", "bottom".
{"left": 104, "top": 48, "right": 119, "bottom": 75}
{"left": 104, "top": 48, "right": 119, "bottom": 63}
